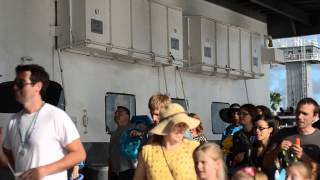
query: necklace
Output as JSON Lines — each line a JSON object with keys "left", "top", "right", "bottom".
{"left": 17, "top": 102, "right": 45, "bottom": 156}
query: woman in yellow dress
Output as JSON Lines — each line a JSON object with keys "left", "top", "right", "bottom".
{"left": 133, "top": 103, "right": 200, "bottom": 180}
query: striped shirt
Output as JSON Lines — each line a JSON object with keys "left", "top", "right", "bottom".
{"left": 193, "top": 134, "right": 208, "bottom": 144}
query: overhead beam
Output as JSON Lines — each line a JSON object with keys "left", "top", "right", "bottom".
{"left": 250, "top": 0, "right": 311, "bottom": 25}
{"left": 267, "top": 14, "right": 320, "bottom": 38}
{"left": 205, "top": 0, "right": 267, "bottom": 22}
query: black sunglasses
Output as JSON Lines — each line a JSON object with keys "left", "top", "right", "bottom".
{"left": 14, "top": 79, "right": 34, "bottom": 89}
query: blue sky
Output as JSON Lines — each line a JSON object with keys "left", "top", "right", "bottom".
{"left": 270, "top": 35, "right": 320, "bottom": 107}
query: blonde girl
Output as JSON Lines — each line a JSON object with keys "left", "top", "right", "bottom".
{"left": 193, "top": 143, "right": 228, "bottom": 180}
{"left": 286, "top": 162, "right": 316, "bottom": 180}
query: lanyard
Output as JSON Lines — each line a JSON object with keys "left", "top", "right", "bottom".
{"left": 17, "top": 103, "right": 45, "bottom": 153}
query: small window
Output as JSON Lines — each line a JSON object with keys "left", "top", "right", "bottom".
{"left": 105, "top": 92, "right": 136, "bottom": 133}
{"left": 91, "top": 19, "right": 103, "bottom": 34}
{"left": 204, "top": 47, "right": 212, "bottom": 58}
{"left": 211, "top": 102, "right": 229, "bottom": 134}
{"left": 171, "top": 98, "right": 188, "bottom": 111}
{"left": 171, "top": 38, "right": 179, "bottom": 50}
{"left": 253, "top": 57, "right": 259, "bottom": 66}
{"left": 306, "top": 48, "right": 312, "bottom": 53}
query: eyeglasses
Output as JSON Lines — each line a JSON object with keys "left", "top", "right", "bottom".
{"left": 230, "top": 110, "right": 240, "bottom": 114}
{"left": 254, "top": 126, "right": 269, "bottom": 131}
{"left": 14, "top": 80, "right": 34, "bottom": 89}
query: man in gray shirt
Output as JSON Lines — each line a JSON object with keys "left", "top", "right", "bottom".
{"left": 264, "top": 98, "right": 320, "bottom": 176}
{"left": 109, "top": 106, "right": 136, "bottom": 180}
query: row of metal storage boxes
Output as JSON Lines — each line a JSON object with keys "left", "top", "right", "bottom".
{"left": 70, "top": 0, "right": 264, "bottom": 78}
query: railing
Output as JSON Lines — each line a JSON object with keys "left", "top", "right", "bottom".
{"left": 284, "top": 53, "right": 320, "bottom": 61}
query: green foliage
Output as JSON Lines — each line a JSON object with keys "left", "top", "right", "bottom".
{"left": 270, "top": 91, "right": 282, "bottom": 111}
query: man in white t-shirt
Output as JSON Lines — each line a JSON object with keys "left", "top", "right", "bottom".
{"left": 0, "top": 64, "right": 86, "bottom": 180}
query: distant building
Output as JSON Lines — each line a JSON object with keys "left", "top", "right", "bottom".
{"left": 278, "top": 41, "right": 320, "bottom": 107}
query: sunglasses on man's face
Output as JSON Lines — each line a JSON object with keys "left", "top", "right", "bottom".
{"left": 14, "top": 79, "right": 34, "bottom": 89}
{"left": 231, "top": 110, "right": 239, "bottom": 114}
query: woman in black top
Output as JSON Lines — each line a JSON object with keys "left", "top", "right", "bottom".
{"left": 246, "top": 115, "right": 275, "bottom": 169}
{"left": 230, "top": 104, "right": 258, "bottom": 168}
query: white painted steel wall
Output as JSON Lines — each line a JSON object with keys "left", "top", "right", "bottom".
{"left": 216, "top": 23, "right": 228, "bottom": 73}
{"left": 185, "top": 16, "right": 264, "bottom": 77}
{"left": 201, "top": 18, "right": 215, "bottom": 65}
{"left": 183, "top": 16, "right": 202, "bottom": 65}
{"left": 168, "top": 7, "right": 183, "bottom": 61}
{"left": 241, "top": 30, "right": 251, "bottom": 76}
{"left": 183, "top": 16, "right": 216, "bottom": 66}
{"left": 152, "top": 0, "right": 267, "bottom": 34}
{"left": 252, "top": 33, "right": 263, "bottom": 74}
{"left": 229, "top": 26, "right": 241, "bottom": 76}
{"left": 132, "top": 0, "right": 151, "bottom": 53}
{"left": 150, "top": 2, "right": 183, "bottom": 61}
{"left": 0, "top": 0, "right": 270, "bottom": 141}
{"left": 86, "top": 0, "right": 110, "bottom": 45}
{"left": 0, "top": 0, "right": 26, "bottom": 82}
{"left": 56, "top": 53, "right": 271, "bottom": 141}
{"left": 151, "top": 2, "right": 167, "bottom": 58}
{"left": 111, "top": 0, "right": 131, "bottom": 49}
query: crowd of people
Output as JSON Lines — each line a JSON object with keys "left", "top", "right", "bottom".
{"left": 110, "top": 91, "right": 320, "bottom": 180}
{"left": 1, "top": 64, "right": 320, "bottom": 180}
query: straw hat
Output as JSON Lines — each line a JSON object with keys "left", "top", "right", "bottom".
{"left": 219, "top": 103, "right": 240, "bottom": 123}
{"left": 150, "top": 103, "right": 200, "bottom": 136}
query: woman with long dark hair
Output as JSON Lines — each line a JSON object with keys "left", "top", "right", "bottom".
{"left": 230, "top": 104, "right": 258, "bottom": 168}
{"left": 245, "top": 115, "right": 275, "bottom": 169}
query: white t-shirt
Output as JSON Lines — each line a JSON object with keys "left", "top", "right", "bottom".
{"left": 3, "top": 103, "right": 80, "bottom": 180}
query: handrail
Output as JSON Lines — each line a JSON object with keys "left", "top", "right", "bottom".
{"left": 284, "top": 52, "right": 320, "bottom": 61}
{"left": 186, "top": 63, "right": 263, "bottom": 76}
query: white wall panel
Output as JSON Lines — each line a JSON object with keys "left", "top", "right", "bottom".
{"left": 71, "top": 0, "right": 85, "bottom": 44}
{"left": 216, "top": 23, "right": 228, "bottom": 73}
{"left": 0, "top": 0, "right": 8, "bottom": 81}
{"left": 151, "top": 2, "right": 167, "bottom": 57}
{"left": 184, "top": 0, "right": 267, "bottom": 35}
{"left": 0, "top": 0, "right": 271, "bottom": 143}
{"left": 201, "top": 18, "right": 215, "bottom": 65}
{"left": 229, "top": 26, "right": 240, "bottom": 75}
{"left": 132, "top": 0, "right": 150, "bottom": 52}
{"left": 85, "top": 0, "right": 110, "bottom": 44}
{"left": 57, "top": 0, "right": 70, "bottom": 48}
{"left": 252, "top": 33, "right": 262, "bottom": 73}
{"left": 184, "top": 16, "right": 201, "bottom": 65}
{"left": 168, "top": 7, "right": 183, "bottom": 60}
{"left": 241, "top": 30, "right": 251, "bottom": 73}
{"left": 111, "top": 0, "right": 130, "bottom": 48}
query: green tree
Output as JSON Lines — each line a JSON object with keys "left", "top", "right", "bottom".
{"left": 270, "top": 91, "right": 282, "bottom": 111}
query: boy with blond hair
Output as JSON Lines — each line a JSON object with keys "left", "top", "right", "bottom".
{"left": 148, "top": 93, "right": 171, "bottom": 126}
